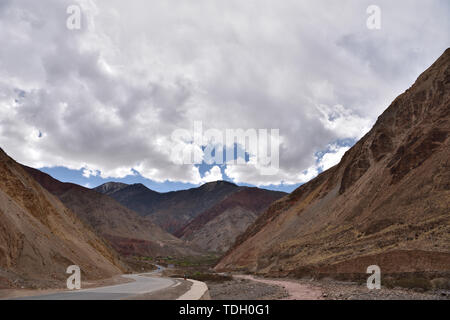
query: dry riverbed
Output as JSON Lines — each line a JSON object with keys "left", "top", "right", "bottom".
{"left": 207, "top": 275, "right": 449, "bottom": 300}
{"left": 314, "top": 278, "right": 449, "bottom": 300}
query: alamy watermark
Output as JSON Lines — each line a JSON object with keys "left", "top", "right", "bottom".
{"left": 66, "top": 265, "right": 81, "bottom": 290}
{"left": 171, "top": 121, "right": 280, "bottom": 175}
{"left": 366, "top": 265, "right": 381, "bottom": 289}
{"left": 366, "top": 5, "right": 381, "bottom": 30}
{"left": 66, "top": 5, "right": 82, "bottom": 30}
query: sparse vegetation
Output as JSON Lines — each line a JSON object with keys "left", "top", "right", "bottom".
{"left": 169, "top": 272, "right": 232, "bottom": 283}
{"left": 430, "top": 278, "right": 450, "bottom": 290}
{"left": 384, "top": 277, "right": 432, "bottom": 291}
{"left": 189, "top": 272, "right": 232, "bottom": 283}
{"left": 152, "top": 254, "right": 220, "bottom": 268}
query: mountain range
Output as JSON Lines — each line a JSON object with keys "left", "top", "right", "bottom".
{"left": 94, "top": 181, "right": 242, "bottom": 233}
{"left": 94, "top": 181, "right": 285, "bottom": 240}
{"left": 94, "top": 181, "right": 285, "bottom": 253}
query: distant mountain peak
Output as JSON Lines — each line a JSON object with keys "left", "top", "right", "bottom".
{"left": 205, "top": 180, "right": 236, "bottom": 185}
{"left": 93, "top": 182, "right": 128, "bottom": 195}
{"left": 199, "top": 180, "right": 238, "bottom": 191}
{"left": 125, "top": 183, "right": 161, "bottom": 195}
{"left": 130, "top": 183, "right": 149, "bottom": 188}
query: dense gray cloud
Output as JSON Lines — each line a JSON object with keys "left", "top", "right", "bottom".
{"left": 0, "top": 0, "right": 449, "bottom": 185}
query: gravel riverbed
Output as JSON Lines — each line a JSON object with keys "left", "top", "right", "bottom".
{"left": 206, "top": 275, "right": 449, "bottom": 300}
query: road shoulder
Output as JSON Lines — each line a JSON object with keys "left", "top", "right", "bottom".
{"left": 177, "top": 279, "right": 210, "bottom": 300}
{"left": 127, "top": 279, "right": 192, "bottom": 300}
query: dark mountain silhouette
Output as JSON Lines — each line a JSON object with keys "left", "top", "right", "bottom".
{"left": 95, "top": 181, "right": 243, "bottom": 233}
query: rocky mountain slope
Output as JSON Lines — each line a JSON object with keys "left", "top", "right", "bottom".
{"left": 0, "top": 149, "right": 125, "bottom": 288}
{"left": 175, "top": 188, "right": 286, "bottom": 253}
{"left": 95, "top": 181, "right": 243, "bottom": 233}
{"left": 24, "top": 167, "right": 200, "bottom": 258}
{"left": 216, "top": 49, "right": 450, "bottom": 278}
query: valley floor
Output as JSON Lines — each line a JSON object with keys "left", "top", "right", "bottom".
{"left": 2, "top": 271, "right": 448, "bottom": 300}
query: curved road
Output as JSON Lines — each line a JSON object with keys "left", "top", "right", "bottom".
{"left": 16, "top": 266, "right": 178, "bottom": 300}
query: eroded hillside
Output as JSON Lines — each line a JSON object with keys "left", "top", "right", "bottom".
{"left": 0, "top": 149, "right": 125, "bottom": 288}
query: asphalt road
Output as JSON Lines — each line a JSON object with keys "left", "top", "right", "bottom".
{"left": 15, "top": 266, "right": 177, "bottom": 300}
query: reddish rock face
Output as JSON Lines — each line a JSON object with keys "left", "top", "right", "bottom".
{"left": 216, "top": 48, "right": 450, "bottom": 276}
{"left": 175, "top": 188, "right": 286, "bottom": 239}
{"left": 175, "top": 188, "right": 286, "bottom": 253}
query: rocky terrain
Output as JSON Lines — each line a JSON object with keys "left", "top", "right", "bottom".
{"left": 216, "top": 49, "right": 450, "bottom": 280}
{"left": 175, "top": 188, "right": 286, "bottom": 252}
{"left": 0, "top": 149, "right": 125, "bottom": 289}
{"left": 24, "top": 166, "right": 200, "bottom": 258}
{"left": 316, "top": 278, "right": 449, "bottom": 300}
{"left": 208, "top": 275, "right": 448, "bottom": 300}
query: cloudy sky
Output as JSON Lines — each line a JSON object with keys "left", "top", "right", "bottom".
{"left": 0, "top": 0, "right": 449, "bottom": 192}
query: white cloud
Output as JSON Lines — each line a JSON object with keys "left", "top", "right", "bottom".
{"left": 318, "top": 144, "right": 351, "bottom": 171}
{"left": 0, "top": 0, "right": 448, "bottom": 186}
{"left": 82, "top": 168, "right": 97, "bottom": 178}
{"left": 224, "top": 142, "right": 348, "bottom": 186}
{"left": 201, "top": 166, "right": 223, "bottom": 183}
{"left": 316, "top": 104, "right": 372, "bottom": 140}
